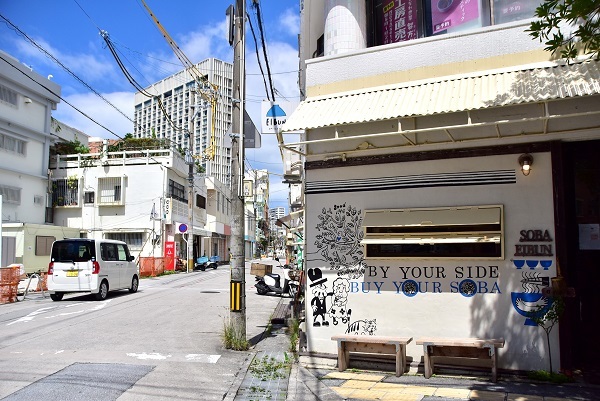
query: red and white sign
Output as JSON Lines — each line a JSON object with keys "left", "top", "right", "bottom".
{"left": 164, "top": 241, "right": 176, "bottom": 270}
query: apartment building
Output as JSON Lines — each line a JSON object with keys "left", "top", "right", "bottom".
{"left": 50, "top": 146, "right": 209, "bottom": 269}
{"left": 282, "top": 1, "right": 600, "bottom": 376}
{"left": 133, "top": 58, "right": 233, "bottom": 185}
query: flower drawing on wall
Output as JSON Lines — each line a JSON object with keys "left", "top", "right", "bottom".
{"left": 314, "top": 203, "right": 366, "bottom": 278}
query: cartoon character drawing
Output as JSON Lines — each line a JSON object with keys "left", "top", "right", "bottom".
{"left": 345, "top": 318, "right": 377, "bottom": 335}
{"left": 309, "top": 268, "right": 330, "bottom": 327}
{"left": 328, "top": 277, "right": 351, "bottom": 325}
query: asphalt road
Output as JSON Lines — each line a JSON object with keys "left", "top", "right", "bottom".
{"left": 0, "top": 261, "right": 283, "bottom": 400}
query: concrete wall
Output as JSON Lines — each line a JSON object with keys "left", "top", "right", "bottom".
{"left": 304, "top": 152, "right": 558, "bottom": 371}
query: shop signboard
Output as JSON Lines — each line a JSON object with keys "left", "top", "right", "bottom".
{"left": 164, "top": 241, "right": 175, "bottom": 271}
{"left": 430, "top": 0, "right": 479, "bottom": 34}
{"left": 380, "top": 0, "right": 419, "bottom": 44}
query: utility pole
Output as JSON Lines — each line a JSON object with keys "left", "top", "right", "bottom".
{"left": 229, "top": 0, "right": 246, "bottom": 336}
{"left": 185, "top": 90, "right": 197, "bottom": 273}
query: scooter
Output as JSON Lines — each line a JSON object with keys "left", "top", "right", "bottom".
{"left": 255, "top": 258, "right": 299, "bottom": 298}
{"left": 195, "top": 255, "right": 219, "bottom": 271}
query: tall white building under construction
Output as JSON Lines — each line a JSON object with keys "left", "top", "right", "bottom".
{"left": 133, "top": 58, "right": 233, "bottom": 185}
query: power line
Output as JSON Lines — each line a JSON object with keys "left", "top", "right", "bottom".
{"left": 0, "top": 53, "right": 122, "bottom": 139}
{"left": 0, "top": 13, "right": 134, "bottom": 125}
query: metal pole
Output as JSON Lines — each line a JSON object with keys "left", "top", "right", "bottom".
{"left": 186, "top": 91, "right": 196, "bottom": 273}
{"left": 230, "top": 0, "right": 246, "bottom": 336}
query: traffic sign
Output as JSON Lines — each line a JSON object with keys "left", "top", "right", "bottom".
{"left": 178, "top": 223, "right": 188, "bottom": 233}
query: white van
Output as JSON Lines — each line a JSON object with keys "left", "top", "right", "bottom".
{"left": 47, "top": 238, "right": 139, "bottom": 301}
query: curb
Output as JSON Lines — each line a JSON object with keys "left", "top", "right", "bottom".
{"left": 222, "top": 350, "right": 257, "bottom": 401}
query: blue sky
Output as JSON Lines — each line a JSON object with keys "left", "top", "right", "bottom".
{"left": 0, "top": 0, "right": 300, "bottom": 209}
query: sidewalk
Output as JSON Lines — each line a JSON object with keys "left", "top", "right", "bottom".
{"left": 225, "top": 297, "right": 598, "bottom": 401}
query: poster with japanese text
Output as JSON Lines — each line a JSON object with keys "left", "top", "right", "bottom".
{"left": 430, "top": 0, "right": 479, "bottom": 34}
{"left": 382, "top": 0, "right": 419, "bottom": 44}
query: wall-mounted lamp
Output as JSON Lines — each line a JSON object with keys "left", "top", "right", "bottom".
{"left": 518, "top": 153, "right": 533, "bottom": 176}
{"left": 24, "top": 97, "right": 32, "bottom": 104}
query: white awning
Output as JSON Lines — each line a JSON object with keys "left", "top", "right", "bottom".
{"left": 281, "top": 59, "right": 600, "bottom": 133}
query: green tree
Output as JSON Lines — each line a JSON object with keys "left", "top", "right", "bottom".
{"left": 530, "top": 296, "right": 565, "bottom": 373}
{"left": 528, "top": 0, "right": 600, "bottom": 60}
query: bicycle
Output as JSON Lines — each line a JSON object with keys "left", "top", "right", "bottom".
{"left": 16, "top": 270, "right": 47, "bottom": 301}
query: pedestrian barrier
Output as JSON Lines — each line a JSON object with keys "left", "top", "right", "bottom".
{"left": 139, "top": 257, "right": 167, "bottom": 277}
{"left": 0, "top": 266, "right": 20, "bottom": 304}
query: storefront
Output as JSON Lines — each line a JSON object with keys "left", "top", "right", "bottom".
{"left": 283, "top": 59, "right": 600, "bottom": 375}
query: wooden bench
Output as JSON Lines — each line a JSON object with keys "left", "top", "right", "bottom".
{"left": 331, "top": 335, "right": 413, "bottom": 377}
{"left": 416, "top": 337, "right": 505, "bottom": 382}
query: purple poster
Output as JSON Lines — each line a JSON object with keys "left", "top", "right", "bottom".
{"left": 382, "top": 0, "right": 419, "bottom": 44}
{"left": 430, "top": 0, "right": 479, "bottom": 34}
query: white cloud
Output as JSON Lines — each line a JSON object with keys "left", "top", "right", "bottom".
{"left": 53, "top": 91, "right": 134, "bottom": 139}
{"left": 279, "top": 9, "right": 300, "bottom": 36}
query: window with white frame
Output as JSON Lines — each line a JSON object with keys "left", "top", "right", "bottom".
{"left": 98, "top": 177, "right": 125, "bottom": 205}
{"left": 362, "top": 205, "right": 503, "bottom": 259}
{"left": 106, "top": 232, "right": 144, "bottom": 248}
{"left": 0, "top": 84, "right": 18, "bottom": 107}
{"left": 52, "top": 178, "right": 79, "bottom": 207}
{"left": 0, "top": 133, "right": 26, "bottom": 155}
{"left": 0, "top": 185, "right": 21, "bottom": 204}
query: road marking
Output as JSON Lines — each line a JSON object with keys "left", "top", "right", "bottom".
{"left": 126, "top": 352, "right": 172, "bottom": 360}
{"left": 125, "top": 352, "right": 221, "bottom": 363}
{"left": 6, "top": 300, "right": 112, "bottom": 326}
{"left": 185, "top": 354, "right": 221, "bottom": 363}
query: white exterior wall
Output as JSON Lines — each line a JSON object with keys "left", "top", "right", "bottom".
{"left": 305, "top": 152, "right": 558, "bottom": 371}
{"left": 1, "top": 51, "right": 60, "bottom": 224}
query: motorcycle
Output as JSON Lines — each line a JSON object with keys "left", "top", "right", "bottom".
{"left": 195, "top": 255, "right": 219, "bottom": 271}
{"left": 255, "top": 258, "right": 299, "bottom": 298}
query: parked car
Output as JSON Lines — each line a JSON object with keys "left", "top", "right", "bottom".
{"left": 47, "top": 238, "right": 139, "bottom": 301}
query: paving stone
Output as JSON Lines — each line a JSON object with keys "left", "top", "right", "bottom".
{"left": 470, "top": 389, "right": 506, "bottom": 401}
{"left": 381, "top": 393, "right": 423, "bottom": 401}
{"left": 400, "top": 386, "right": 438, "bottom": 396}
{"left": 330, "top": 386, "right": 356, "bottom": 397}
{"left": 371, "top": 382, "right": 408, "bottom": 390}
{"left": 507, "top": 394, "right": 544, "bottom": 401}
{"left": 324, "top": 371, "right": 361, "bottom": 380}
{"left": 348, "top": 389, "right": 388, "bottom": 400}
{"left": 434, "top": 387, "right": 472, "bottom": 399}
{"left": 341, "top": 379, "right": 376, "bottom": 389}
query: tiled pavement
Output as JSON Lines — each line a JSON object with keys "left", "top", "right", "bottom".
{"left": 313, "top": 370, "right": 599, "bottom": 401}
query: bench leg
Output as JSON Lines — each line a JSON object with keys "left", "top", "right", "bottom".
{"left": 337, "top": 341, "right": 348, "bottom": 372}
{"left": 395, "top": 344, "right": 407, "bottom": 377}
{"left": 490, "top": 346, "right": 498, "bottom": 383}
{"left": 423, "top": 345, "right": 433, "bottom": 379}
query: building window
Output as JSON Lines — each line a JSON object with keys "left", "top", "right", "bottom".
{"left": 196, "top": 194, "right": 206, "bottom": 209}
{"left": 0, "top": 84, "right": 18, "bottom": 106}
{"left": 106, "top": 232, "right": 144, "bottom": 248}
{"left": 0, "top": 133, "right": 26, "bottom": 155}
{"left": 98, "top": 177, "right": 125, "bottom": 206}
{"left": 366, "top": 0, "right": 533, "bottom": 47}
{"left": 362, "top": 205, "right": 503, "bottom": 259}
{"left": 35, "top": 235, "right": 55, "bottom": 256}
{"left": 84, "top": 191, "right": 95, "bottom": 204}
{"left": 52, "top": 178, "right": 79, "bottom": 207}
{"left": 168, "top": 179, "right": 187, "bottom": 202}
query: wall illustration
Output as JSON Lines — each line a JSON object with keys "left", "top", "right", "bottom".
{"left": 345, "top": 318, "right": 377, "bottom": 335}
{"left": 308, "top": 203, "right": 378, "bottom": 334}
{"left": 309, "top": 267, "right": 330, "bottom": 327}
{"left": 511, "top": 229, "right": 554, "bottom": 326}
{"left": 313, "top": 203, "right": 366, "bottom": 279}
{"left": 329, "top": 277, "right": 352, "bottom": 325}
{"left": 511, "top": 260, "right": 553, "bottom": 326}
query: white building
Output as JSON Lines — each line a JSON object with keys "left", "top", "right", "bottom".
{"left": 282, "top": 1, "right": 600, "bottom": 376}
{"left": 133, "top": 58, "right": 233, "bottom": 186}
{"left": 49, "top": 146, "right": 209, "bottom": 269}
{"left": 0, "top": 51, "right": 82, "bottom": 272}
